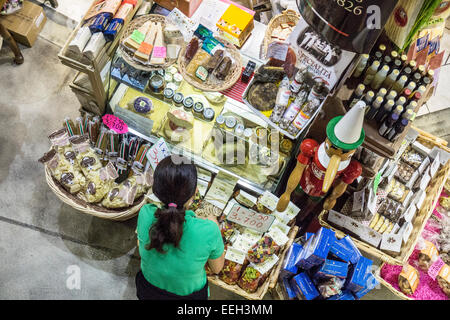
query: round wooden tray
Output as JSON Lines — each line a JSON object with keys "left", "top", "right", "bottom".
{"left": 118, "top": 14, "right": 177, "bottom": 72}
{"left": 177, "top": 38, "right": 243, "bottom": 92}
{"left": 45, "top": 166, "right": 147, "bottom": 221}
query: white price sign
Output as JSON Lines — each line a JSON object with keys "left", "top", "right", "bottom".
{"left": 227, "top": 204, "right": 275, "bottom": 233}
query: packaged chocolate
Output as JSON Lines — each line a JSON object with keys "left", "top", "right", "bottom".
{"left": 301, "top": 227, "right": 336, "bottom": 268}
{"left": 184, "top": 37, "right": 200, "bottom": 62}
{"left": 281, "top": 277, "right": 297, "bottom": 300}
{"left": 220, "top": 247, "right": 248, "bottom": 285}
{"left": 214, "top": 56, "right": 232, "bottom": 81}
{"left": 437, "top": 264, "right": 450, "bottom": 297}
{"left": 329, "top": 238, "right": 354, "bottom": 263}
{"left": 418, "top": 240, "right": 439, "bottom": 271}
{"left": 38, "top": 148, "right": 86, "bottom": 194}
{"left": 317, "top": 277, "right": 345, "bottom": 298}
{"left": 386, "top": 178, "right": 407, "bottom": 202}
{"left": 345, "top": 256, "right": 372, "bottom": 293}
{"left": 398, "top": 264, "right": 420, "bottom": 296}
{"left": 395, "top": 161, "right": 416, "bottom": 184}
{"left": 353, "top": 273, "right": 379, "bottom": 299}
{"left": 101, "top": 179, "right": 137, "bottom": 209}
{"left": 401, "top": 146, "right": 426, "bottom": 169}
{"left": 327, "top": 290, "right": 355, "bottom": 300}
{"left": 247, "top": 235, "right": 280, "bottom": 264}
{"left": 314, "top": 259, "right": 348, "bottom": 280}
{"left": 237, "top": 265, "right": 267, "bottom": 293}
{"left": 339, "top": 236, "right": 362, "bottom": 264}
{"left": 290, "top": 273, "right": 319, "bottom": 300}
{"left": 280, "top": 243, "right": 303, "bottom": 278}
{"left": 205, "top": 49, "right": 224, "bottom": 73}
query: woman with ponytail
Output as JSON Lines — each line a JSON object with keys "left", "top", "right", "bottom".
{"left": 135, "top": 156, "right": 224, "bottom": 300}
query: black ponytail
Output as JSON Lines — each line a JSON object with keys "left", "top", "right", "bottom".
{"left": 146, "top": 156, "right": 197, "bottom": 253}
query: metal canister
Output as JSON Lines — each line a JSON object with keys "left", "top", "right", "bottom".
{"left": 183, "top": 97, "right": 195, "bottom": 112}
{"left": 203, "top": 108, "right": 215, "bottom": 122}
{"left": 193, "top": 102, "right": 204, "bottom": 117}
{"left": 173, "top": 92, "right": 184, "bottom": 107}
{"left": 163, "top": 88, "right": 174, "bottom": 104}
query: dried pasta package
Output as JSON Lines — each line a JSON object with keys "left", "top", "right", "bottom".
{"left": 101, "top": 179, "right": 137, "bottom": 209}
{"left": 128, "top": 168, "right": 154, "bottom": 199}
{"left": 70, "top": 135, "right": 103, "bottom": 180}
{"left": 237, "top": 265, "right": 267, "bottom": 293}
{"left": 39, "top": 148, "right": 86, "bottom": 194}
{"left": 417, "top": 240, "right": 439, "bottom": 271}
{"left": 83, "top": 162, "right": 119, "bottom": 203}
{"left": 48, "top": 128, "right": 72, "bottom": 154}
{"left": 398, "top": 264, "right": 420, "bottom": 296}
{"left": 247, "top": 235, "right": 280, "bottom": 264}
{"left": 219, "top": 247, "right": 248, "bottom": 285}
{"left": 437, "top": 264, "right": 450, "bottom": 297}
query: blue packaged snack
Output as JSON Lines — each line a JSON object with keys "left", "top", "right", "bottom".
{"left": 297, "top": 235, "right": 316, "bottom": 270}
{"left": 290, "top": 273, "right": 319, "bottom": 300}
{"left": 305, "top": 233, "right": 314, "bottom": 241}
{"left": 281, "top": 277, "right": 297, "bottom": 300}
{"left": 329, "top": 238, "right": 354, "bottom": 262}
{"left": 340, "top": 235, "right": 362, "bottom": 264}
{"left": 345, "top": 256, "right": 372, "bottom": 292}
{"left": 194, "top": 24, "right": 214, "bottom": 40}
{"left": 281, "top": 243, "right": 303, "bottom": 278}
{"left": 328, "top": 290, "right": 355, "bottom": 300}
{"left": 315, "top": 259, "right": 349, "bottom": 280}
{"left": 202, "top": 36, "right": 225, "bottom": 55}
{"left": 302, "top": 228, "right": 336, "bottom": 267}
{"left": 354, "top": 273, "right": 379, "bottom": 299}
{"left": 104, "top": 19, "right": 122, "bottom": 42}
{"left": 89, "top": 12, "right": 112, "bottom": 33}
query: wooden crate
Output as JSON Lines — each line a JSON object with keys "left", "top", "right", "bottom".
{"left": 319, "top": 158, "right": 450, "bottom": 265}
{"left": 208, "top": 226, "right": 298, "bottom": 300}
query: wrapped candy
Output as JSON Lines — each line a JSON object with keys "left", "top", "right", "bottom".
{"left": 219, "top": 218, "right": 238, "bottom": 244}
{"left": 398, "top": 264, "right": 420, "bottom": 295}
{"left": 317, "top": 277, "right": 345, "bottom": 298}
{"left": 417, "top": 240, "right": 439, "bottom": 271}
{"left": 219, "top": 258, "right": 248, "bottom": 285}
{"left": 247, "top": 235, "right": 280, "bottom": 264}
{"left": 237, "top": 265, "right": 267, "bottom": 294}
{"left": 437, "top": 264, "right": 450, "bottom": 297}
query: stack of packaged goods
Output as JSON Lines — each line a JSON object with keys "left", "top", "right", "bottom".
{"left": 279, "top": 227, "right": 378, "bottom": 300}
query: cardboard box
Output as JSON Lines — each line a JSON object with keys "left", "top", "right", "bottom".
{"left": 0, "top": 1, "right": 47, "bottom": 47}
{"left": 290, "top": 273, "right": 319, "bottom": 300}
{"left": 345, "top": 256, "right": 372, "bottom": 293}
{"left": 154, "top": 0, "right": 203, "bottom": 17}
{"left": 216, "top": 3, "right": 254, "bottom": 47}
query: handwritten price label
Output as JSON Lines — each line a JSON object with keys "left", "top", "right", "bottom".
{"left": 146, "top": 138, "right": 171, "bottom": 170}
{"left": 428, "top": 257, "right": 445, "bottom": 281}
{"left": 227, "top": 204, "right": 275, "bottom": 233}
{"left": 102, "top": 114, "right": 128, "bottom": 134}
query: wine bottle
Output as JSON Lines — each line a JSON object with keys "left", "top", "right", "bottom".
{"left": 353, "top": 54, "right": 370, "bottom": 78}
{"left": 392, "top": 75, "right": 408, "bottom": 93}
{"left": 371, "top": 65, "right": 390, "bottom": 90}
{"left": 386, "top": 118, "right": 409, "bottom": 141}
{"left": 379, "top": 113, "right": 399, "bottom": 137}
{"left": 349, "top": 84, "right": 366, "bottom": 108}
{"left": 366, "top": 96, "right": 384, "bottom": 120}
{"left": 363, "top": 61, "right": 381, "bottom": 86}
{"left": 382, "top": 69, "right": 400, "bottom": 90}
{"left": 375, "top": 99, "right": 395, "bottom": 123}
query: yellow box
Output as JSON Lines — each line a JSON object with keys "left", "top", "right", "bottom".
{"left": 216, "top": 4, "right": 254, "bottom": 48}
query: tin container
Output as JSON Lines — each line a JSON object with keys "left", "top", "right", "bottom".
{"left": 149, "top": 74, "right": 165, "bottom": 95}
{"left": 215, "top": 114, "right": 225, "bottom": 128}
{"left": 203, "top": 107, "right": 215, "bottom": 122}
{"left": 173, "top": 92, "right": 184, "bottom": 107}
{"left": 183, "top": 97, "right": 195, "bottom": 111}
{"left": 193, "top": 102, "right": 204, "bottom": 117}
{"left": 163, "top": 88, "right": 175, "bottom": 104}
{"left": 225, "top": 116, "right": 237, "bottom": 131}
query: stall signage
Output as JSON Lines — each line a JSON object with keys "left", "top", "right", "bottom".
{"left": 102, "top": 114, "right": 128, "bottom": 134}
{"left": 227, "top": 204, "right": 275, "bottom": 233}
{"left": 146, "top": 138, "right": 171, "bottom": 169}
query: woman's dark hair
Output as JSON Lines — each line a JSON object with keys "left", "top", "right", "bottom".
{"left": 146, "top": 156, "right": 197, "bottom": 253}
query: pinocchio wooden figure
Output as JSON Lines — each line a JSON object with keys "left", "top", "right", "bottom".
{"left": 277, "top": 101, "right": 366, "bottom": 213}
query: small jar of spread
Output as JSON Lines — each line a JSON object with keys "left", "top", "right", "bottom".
{"left": 215, "top": 114, "right": 225, "bottom": 128}
{"left": 234, "top": 124, "right": 245, "bottom": 137}
{"left": 225, "top": 116, "right": 237, "bottom": 131}
{"left": 183, "top": 97, "right": 195, "bottom": 112}
{"left": 174, "top": 73, "right": 183, "bottom": 86}
{"left": 149, "top": 74, "right": 165, "bottom": 95}
{"left": 163, "top": 88, "right": 174, "bottom": 104}
{"left": 203, "top": 108, "right": 215, "bottom": 122}
{"left": 243, "top": 128, "right": 254, "bottom": 141}
{"left": 173, "top": 92, "right": 184, "bottom": 107}
{"left": 167, "top": 66, "right": 178, "bottom": 75}
{"left": 193, "top": 102, "right": 204, "bottom": 117}
{"left": 164, "top": 73, "right": 173, "bottom": 83}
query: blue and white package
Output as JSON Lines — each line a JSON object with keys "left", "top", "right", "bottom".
{"left": 315, "top": 259, "right": 349, "bottom": 280}
{"left": 281, "top": 277, "right": 297, "bottom": 300}
{"left": 340, "top": 235, "right": 362, "bottom": 264}
{"left": 345, "top": 256, "right": 372, "bottom": 292}
{"left": 297, "top": 235, "right": 316, "bottom": 270}
{"left": 354, "top": 272, "right": 379, "bottom": 299}
{"left": 302, "top": 227, "right": 336, "bottom": 267}
{"left": 89, "top": 12, "right": 113, "bottom": 33}
{"left": 281, "top": 243, "right": 303, "bottom": 278}
{"left": 329, "top": 238, "right": 354, "bottom": 262}
{"left": 290, "top": 273, "right": 319, "bottom": 300}
{"left": 328, "top": 290, "right": 355, "bottom": 300}
{"left": 305, "top": 232, "right": 314, "bottom": 241}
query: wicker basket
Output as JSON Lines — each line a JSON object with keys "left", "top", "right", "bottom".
{"left": 373, "top": 264, "right": 413, "bottom": 300}
{"left": 208, "top": 226, "right": 298, "bottom": 300}
{"left": 261, "top": 9, "right": 300, "bottom": 58}
{"left": 177, "top": 38, "right": 243, "bottom": 92}
{"left": 319, "top": 159, "right": 450, "bottom": 265}
{"left": 45, "top": 167, "right": 147, "bottom": 221}
{"left": 118, "top": 14, "right": 177, "bottom": 72}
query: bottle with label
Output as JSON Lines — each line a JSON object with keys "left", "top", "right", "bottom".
{"left": 287, "top": 98, "right": 321, "bottom": 135}
{"left": 363, "top": 61, "right": 380, "bottom": 86}
{"left": 379, "top": 113, "right": 399, "bottom": 137}
{"left": 411, "top": 72, "right": 422, "bottom": 84}
{"left": 396, "top": 97, "right": 407, "bottom": 107}
{"left": 353, "top": 54, "right": 370, "bottom": 78}
{"left": 410, "top": 85, "right": 426, "bottom": 99}
{"left": 402, "top": 109, "right": 415, "bottom": 121}
{"left": 279, "top": 94, "right": 306, "bottom": 130}
{"left": 392, "top": 58, "right": 402, "bottom": 70}
{"left": 375, "top": 99, "right": 395, "bottom": 123}
{"left": 270, "top": 76, "right": 292, "bottom": 124}
{"left": 348, "top": 84, "right": 365, "bottom": 108}
{"left": 366, "top": 96, "right": 384, "bottom": 120}
{"left": 382, "top": 69, "right": 400, "bottom": 90}
{"left": 391, "top": 105, "right": 404, "bottom": 116}
{"left": 386, "top": 90, "right": 398, "bottom": 102}
{"left": 363, "top": 91, "right": 375, "bottom": 106}
{"left": 376, "top": 88, "right": 388, "bottom": 99}
{"left": 386, "top": 118, "right": 409, "bottom": 141}
{"left": 289, "top": 67, "right": 308, "bottom": 94}
{"left": 400, "top": 66, "right": 412, "bottom": 80}
{"left": 307, "top": 80, "right": 329, "bottom": 102}
{"left": 371, "top": 65, "right": 390, "bottom": 90}
{"left": 392, "top": 75, "right": 408, "bottom": 93}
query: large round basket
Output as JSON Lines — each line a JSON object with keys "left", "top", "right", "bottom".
{"left": 45, "top": 167, "right": 147, "bottom": 221}
{"left": 118, "top": 14, "right": 177, "bottom": 71}
{"left": 262, "top": 10, "right": 300, "bottom": 58}
{"left": 177, "top": 38, "right": 243, "bottom": 92}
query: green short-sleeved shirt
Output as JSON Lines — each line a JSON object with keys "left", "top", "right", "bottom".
{"left": 137, "top": 204, "right": 224, "bottom": 296}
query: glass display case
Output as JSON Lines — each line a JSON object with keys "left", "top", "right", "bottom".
{"left": 106, "top": 51, "right": 300, "bottom": 194}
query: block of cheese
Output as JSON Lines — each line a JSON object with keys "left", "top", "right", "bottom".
{"left": 134, "top": 22, "right": 157, "bottom": 63}
{"left": 122, "top": 21, "right": 152, "bottom": 51}
{"left": 150, "top": 23, "right": 166, "bottom": 65}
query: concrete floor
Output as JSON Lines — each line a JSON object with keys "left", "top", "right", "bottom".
{"left": 0, "top": 1, "right": 447, "bottom": 300}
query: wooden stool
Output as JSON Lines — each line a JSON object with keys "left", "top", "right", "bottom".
{"left": 0, "top": 0, "right": 24, "bottom": 64}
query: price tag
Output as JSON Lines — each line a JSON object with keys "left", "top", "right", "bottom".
{"left": 241, "top": 228, "right": 264, "bottom": 244}
{"left": 428, "top": 257, "right": 445, "bottom": 281}
{"left": 231, "top": 235, "right": 255, "bottom": 253}
{"left": 373, "top": 172, "right": 382, "bottom": 194}
{"left": 227, "top": 204, "right": 275, "bottom": 233}
{"left": 269, "top": 220, "right": 290, "bottom": 235}
{"left": 258, "top": 191, "right": 279, "bottom": 212}
{"left": 102, "top": 114, "right": 128, "bottom": 134}
{"left": 253, "top": 254, "right": 279, "bottom": 275}
{"left": 267, "top": 227, "right": 289, "bottom": 247}
{"left": 146, "top": 138, "right": 171, "bottom": 170}
{"left": 224, "top": 247, "right": 246, "bottom": 265}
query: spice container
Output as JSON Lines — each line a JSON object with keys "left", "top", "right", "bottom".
{"left": 163, "top": 88, "right": 174, "bottom": 104}
{"left": 203, "top": 108, "right": 215, "bottom": 122}
{"left": 193, "top": 101, "right": 204, "bottom": 117}
{"left": 173, "top": 92, "right": 184, "bottom": 107}
{"left": 183, "top": 97, "right": 195, "bottom": 112}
